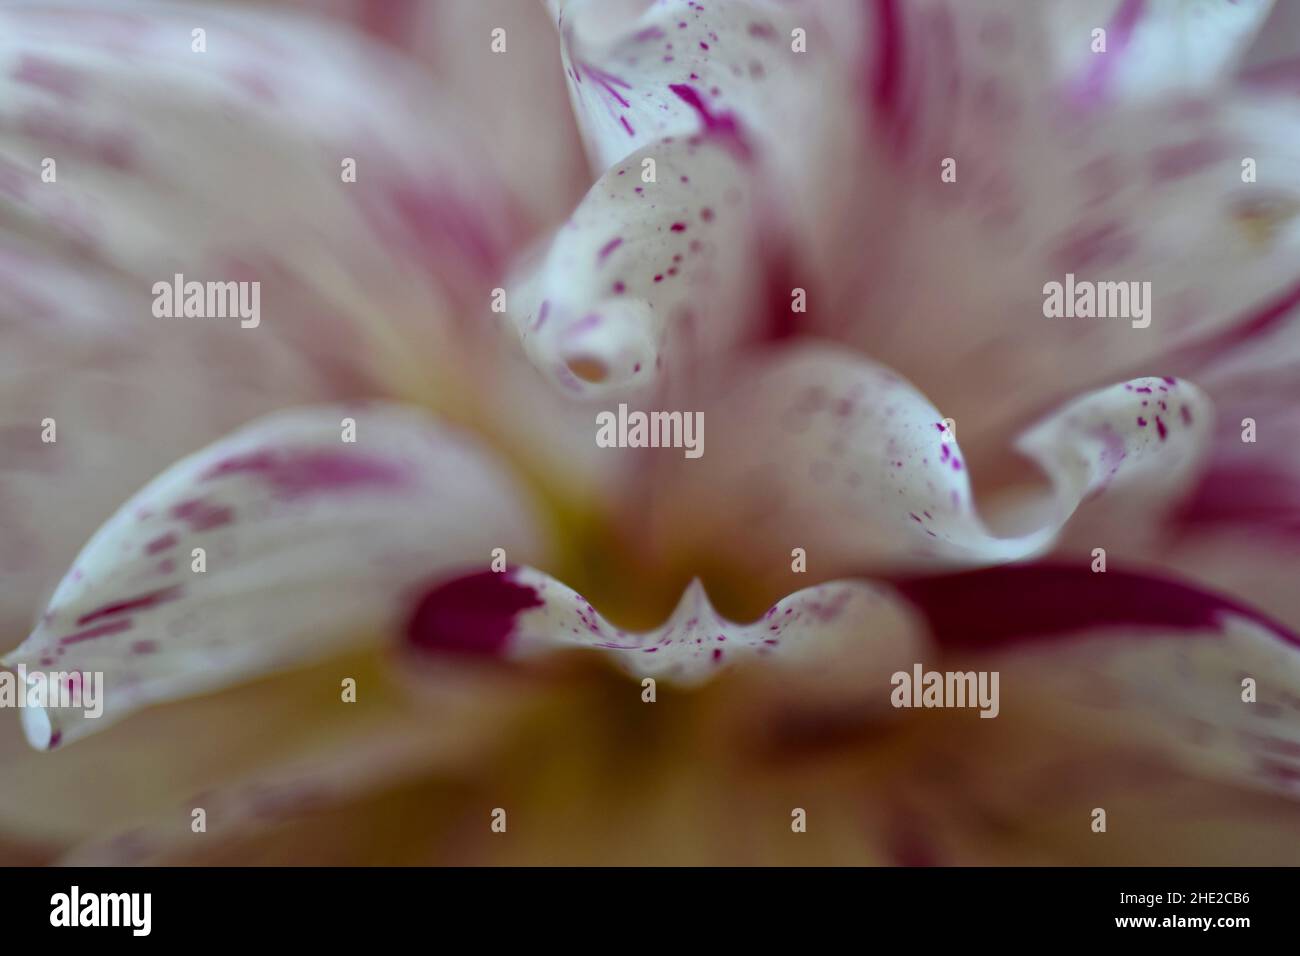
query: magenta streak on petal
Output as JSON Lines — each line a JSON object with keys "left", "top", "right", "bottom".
{"left": 1149, "top": 138, "right": 1226, "bottom": 182}
{"left": 0, "top": 159, "right": 27, "bottom": 201}
{"left": 566, "top": 313, "right": 602, "bottom": 336}
{"left": 1093, "top": 424, "right": 1126, "bottom": 477}
{"left": 1071, "top": 0, "right": 1146, "bottom": 107}
{"left": 1241, "top": 56, "right": 1300, "bottom": 92}
{"left": 360, "top": 182, "right": 505, "bottom": 285}
{"left": 17, "top": 110, "right": 135, "bottom": 170}
{"left": 870, "top": 0, "right": 903, "bottom": 123}
{"left": 1053, "top": 220, "right": 1134, "bottom": 273}
{"left": 12, "top": 55, "right": 85, "bottom": 99}
{"left": 58, "top": 619, "right": 134, "bottom": 646}
{"left": 1176, "top": 276, "right": 1300, "bottom": 370}
{"left": 171, "top": 499, "right": 234, "bottom": 532}
{"left": 404, "top": 570, "right": 544, "bottom": 657}
{"left": 356, "top": 0, "right": 420, "bottom": 46}
{"left": 668, "top": 84, "right": 754, "bottom": 162}
{"left": 201, "top": 449, "right": 409, "bottom": 499}
{"left": 1172, "top": 463, "right": 1300, "bottom": 536}
{"left": 597, "top": 237, "right": 624, "bottom": 263}
{"left": 595, "top": 239, "right": 621, "bottom": 265}
{"left": 620, "top": 116, "right": 635, "bottom": 136}
{"left": 75, "top": 585, "right": 183, "bottom": 626}
{"left": 580, "top": 63, "right": 632, "bottom": 108}
{"left": 890, "top": 564, "right": 1300, "bottom": 652}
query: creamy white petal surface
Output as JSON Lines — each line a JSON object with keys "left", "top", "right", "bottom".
{"left": 3, "top": 404, "right": 543, "bottom": 749}
{"left": 636, "top": 345, "right": 1211, "bottom": 580}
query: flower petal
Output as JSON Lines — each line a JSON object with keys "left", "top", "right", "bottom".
{"left": 893, "top": 564, "right": 1300, "bottom": 800}
{"left": 54, "top": 707, "right": 500, "bottom": 865}
{"left": 403, "top": 566, "right": 923, "bottom": 705}
{"left": 0, "top": 1, "right": 528, "bottom": 385}
{"left": 0, "top": 239, "right": 337, "bottom": 641}
{"left": 1, "top": 403, "right": 543, "bottom": 750}
{"left": 809, "top": 4, "right": 1300, "bottom": 461}
{"left": 0, "top": 0, "right": 553, "bottom": 632}
{"left": 1047, "top": 388, "right": 1300, "bottom": 631}
{"left": 370, "top": 0, "right": 590, "bottom": 229}
{"left": 545, "top": 0, "right": 835, "bottom": 171}
{"left": 529, "top": 0, "right": 874, "bottom": 392}
{"left": 504, "top": 138, "right": 762, "bottom": 395}
{"left": 1044, "top": 0, "right": 1277, "bottom": 105}
{"left": 400, "top": 556, "right": 1300, "bottom": 801}
{"left": 278, "top": 0, "right": 591, "bottom": 229}
{"left": 33, "top": 561, "right": 1299, "bottom": 864}
{"left": 1242, "top": 0, "right": 1300, "bottom": 89}
{"left": 389, "top": 561, "right": 1300, "bottom": 863}
{"left": 634, "top": 345, "right": 1211, "bottom": 587}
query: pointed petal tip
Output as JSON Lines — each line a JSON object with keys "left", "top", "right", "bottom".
{"left": 404, "top": 565, "right": 921, "bottom": 697}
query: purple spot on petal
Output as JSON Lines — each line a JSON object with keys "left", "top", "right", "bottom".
{"left": 405, "top": 571, "right": 544, "bottom": 657}
{"left": 597, "top": 236, "right": 624, "bottom": 262}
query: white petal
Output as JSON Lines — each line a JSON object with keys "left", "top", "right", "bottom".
{"left": 633, "top": 345, "right": 1212, "bottom": 581}
{"left": 2, "top": 404, "right": 543, "bottom": 749}
{"left": 505, "top": 138, "right": 761, "bottom": 395}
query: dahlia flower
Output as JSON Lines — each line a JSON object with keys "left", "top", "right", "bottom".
{"left": 2, "top": 0, "right": 1299, "bottom": 865}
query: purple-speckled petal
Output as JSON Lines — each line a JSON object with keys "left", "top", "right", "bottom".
{"left": 404, "top": 566, "right": 924, "bottom": 703}
{"left": 635, "top": 344, "right": 1212, "bottom": 583}
{"left": 0, "top": 250, "right": 339, "bottom": 643}
{"left": 539, "top": 1, "right": 868, "bottom": 368}
{"left": 400, "top": 559, "right": 1300, "bottom": 803}
{"left": 544, "top": 0, "right": 842, "bottom": 172}
{"left": 1050, "top": 371, "right": 1300, "bottom": 629}
{"left": 515, "top": 0, "right": 873, "bottom": 394}
{"left": 505, "top": 138, "right": 763, "bottom": 395}
{"left": 1, "top": 404, "right": 543, "bottom": 750}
